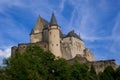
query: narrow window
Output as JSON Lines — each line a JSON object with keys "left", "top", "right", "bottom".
{"left": 56, "top": 44, "right": 58, "bottom": 46}
{"left": 23, "top": 46, "right": 26, "bottom": 49}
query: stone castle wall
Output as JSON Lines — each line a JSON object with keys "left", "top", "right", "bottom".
{"left": 60, "top": 35, "right": 94, "bottom": 61}
{"left": 48, "top": 26, "right": 62, "bottom": 57}
{"left": 12, "top": 36, "right": 94, "bottom": 61}
{"left": 43, "top": 29, "right": 49, "bottom": 42}
{"left": 67, "top": 54, "right": 118, "bottom": 73}
{"left": 61, "top": 42, "right": 72, "bottom": 60}
{"left": 11, "top": 42, "right": 49, "bottom": 56}
{"left": 83, "top": 48, "right": 94, "bottom": 61}
{"left": 30, "top": 33, "right": 43, "bottom": 43}
{"left": 64, "top": 37, "right": 85, "bottom": 55}
{"left": 89, "top": 60, "right": 118, "bottom": 74}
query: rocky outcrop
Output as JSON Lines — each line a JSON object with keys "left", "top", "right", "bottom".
{"left": 83, "top": 48, "right": 94, "bottom": 61}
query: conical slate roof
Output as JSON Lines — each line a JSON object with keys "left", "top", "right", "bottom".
{"left": 50, "top": 12, "right": 58, "bottom": 26}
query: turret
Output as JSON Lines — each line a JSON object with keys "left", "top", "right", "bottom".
{"left": 30, "top": 16, "right": 44, "bottom": 43}
{"left": 48, "top": 13, "right": 62, "bottom": 57}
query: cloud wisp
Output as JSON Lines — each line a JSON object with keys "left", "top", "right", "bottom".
{"left": 109, "top": 12, "right": 120, "bottom": 64}
{"left": 0, "top": 47, "right": 11, "bottom": 58}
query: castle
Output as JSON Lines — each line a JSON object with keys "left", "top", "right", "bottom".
{"left": 11, "top": 13, "right": 118, "bottom": 73}
{"left": 11, "top": 13, "right": 94, "bottom": 61}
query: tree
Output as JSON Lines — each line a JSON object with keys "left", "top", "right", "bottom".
{"left": 0, "top": 66, "right": 8, "bottom": 80}
{"left": 89, "top": 65, "right": 98, "bottom": 80}
{"left": 90, "top": 65, "right": 96, "bottom": 74}
{"left": 3, "top": 45, "right": 56, "bottom": 80}
{"left": 51, "top": 58, "right": 70, "bottom": 80}
{"left": 115, "top": 66, "right": 120, "bottom": 80}
{"left": 99, "top": 66, "right": 115, "bottom": 80}
{"left": 69, "top": 60, "right": 89, "bottom": 80}
{"left": 2, "top": 45, "right": 70, "bottom": 80}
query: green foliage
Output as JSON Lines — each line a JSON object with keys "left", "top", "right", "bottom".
{"left": 115, "top": 66, "right": 120, "bottom": 80}
{"left": 69, "top": 60, "right": 89, "bottom": 80}
{"left": 99, "top": 66, "right": 115, "bottom": 80}
{"left": 89, "top": 65, "right": 99, "bottom": 80}
{"left": 90, "top": 65, "right": 96, "bottom": 74}
{"left": 51, "top": 58, "right": 70, "bottom": 80}
{"left": 0, "top": 45, "right": 119, "bottom": 80}
{"left": 0, "top": 66, "right": 8, "bottom": 80}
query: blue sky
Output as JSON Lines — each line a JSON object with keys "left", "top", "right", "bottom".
{"left": 0, "top": 0, "right": 120, "bottom": 65}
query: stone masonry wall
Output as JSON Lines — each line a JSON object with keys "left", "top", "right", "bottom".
{"left": 11, "top": 42, "right": 49, "bottom": 57}
{"left": 61, "top": 37, "right": 85, "bottom": 60}
{"left": 89, "top": 60, "right": 118, "bottom": 74}
{"left": 67, "top": 55, "right": 118, "bottom": 74}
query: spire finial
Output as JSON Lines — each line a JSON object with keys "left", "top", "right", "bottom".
{"left": 50, "top": 12, "right": 58, "bottom": 26}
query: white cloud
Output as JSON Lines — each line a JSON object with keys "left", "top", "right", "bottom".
{"left": 0, "top": 47, "right": 11, "bottom": 58}
{"left": 0, "top": 0, "right": 26, "bottom": 14}
{"left": 110, "top": 12, "right": 120, "bottom": 54}
{"left": 112, "top": 13, "right": 120, "bottom": 37}
{"left": 66, "top": 0, "right": 117, "bottom": 42}
{"left": 59, "top": 0, "right": 66, "bottom": 12}
{"left": 66, "top": 0, "right": 101, "bottom": 41}
{"left": 0, "top": 16, "right": 29, "bottom": 47}
{"left": 82, "top": 36, "right": 112, "bottom": 42}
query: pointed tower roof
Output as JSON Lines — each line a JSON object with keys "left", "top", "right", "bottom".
{"left": 50, "top": 12, "right": 58, "bottom": 26}
{"left": 36, "top": 16, "right": 42, "bottom": 25}
{"left": 30, "top": 16, "right": 44, "bottom": 35}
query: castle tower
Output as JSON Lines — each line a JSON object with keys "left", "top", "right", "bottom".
{"left": 30, "top": 16, "right": 44, "bottom": 43}
{"left": 48, "top": 13, "right": 62, "bottom": 57}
